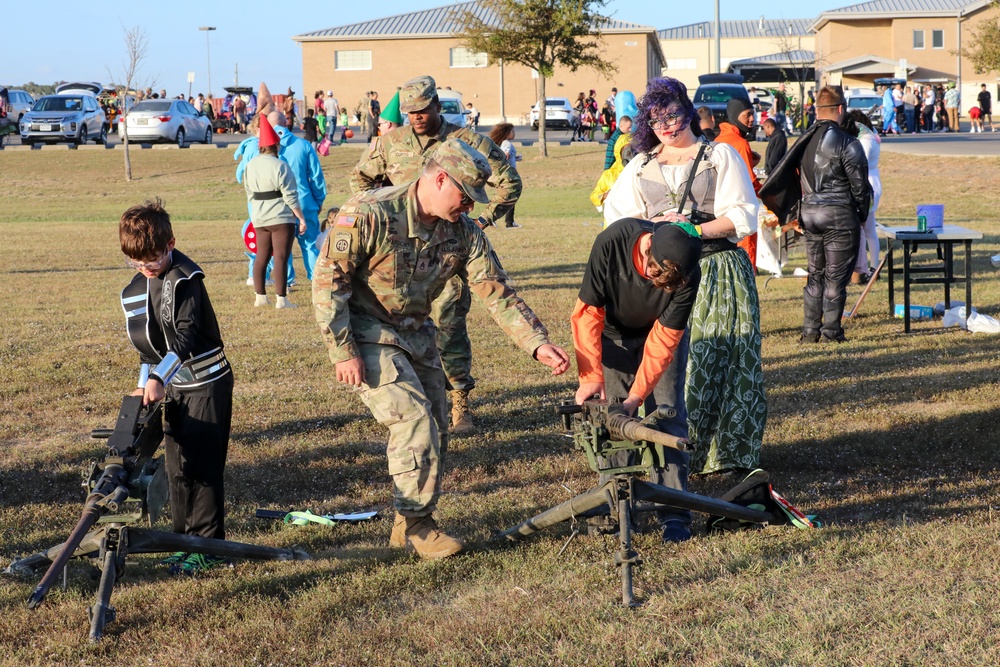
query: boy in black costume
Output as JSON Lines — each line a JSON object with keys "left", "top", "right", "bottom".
{"left": 119, "top": 199, "right": 234, "bottom": 575}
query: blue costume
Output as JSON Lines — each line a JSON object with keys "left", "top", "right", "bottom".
{"left": 881, "top": 88, "right": 898, "bottom": 134}
{"left": 234, "top": 129, "right": 326, "bottom": 281}
{"left": 275, "top": 125, "right": 326, "bottom": 279}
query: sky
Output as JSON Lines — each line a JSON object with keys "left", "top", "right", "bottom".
{"left": 4, "top": 1, "right": 848, "bottom": 96}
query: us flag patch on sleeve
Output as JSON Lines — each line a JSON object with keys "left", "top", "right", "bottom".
{"left": 336, "top": 215, "right": 357, "bottom": 228}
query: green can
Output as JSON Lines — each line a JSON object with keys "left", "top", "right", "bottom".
{"left": 917, "top": 214, "right": 928, "bottom": 232}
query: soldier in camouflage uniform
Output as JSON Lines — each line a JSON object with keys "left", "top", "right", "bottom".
{"left": 350, "top": 75, "right": 523, "bottom": 437}
{"left": 316, "top": 139, "right": 569, "bottom": 559}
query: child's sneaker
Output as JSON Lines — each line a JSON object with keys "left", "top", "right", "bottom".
{"left": 168, "top": 553, "right": 232, "bottom": 576}
{"left": 159, "top": 551, "right": 188, "bottom": 567}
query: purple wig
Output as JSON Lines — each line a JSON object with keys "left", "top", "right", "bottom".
{"left": 631, "top": 77, "right": 701, "bottom": 154}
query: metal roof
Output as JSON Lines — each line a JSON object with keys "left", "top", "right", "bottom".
{"left": 729, "top": 50, "right": 816, "bottom": 67}
{"left": 810, "top": 0, "right": 990, "bottom": 30}
{"left": 295, "top": 1, "right": 656, "bottom": 41}
{"left": 657, "top": 18, "right": 813, "bottom": 40}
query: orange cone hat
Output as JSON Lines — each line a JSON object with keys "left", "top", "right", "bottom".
{"left": 258, "top": 113, "right": 280, "bottom": 147}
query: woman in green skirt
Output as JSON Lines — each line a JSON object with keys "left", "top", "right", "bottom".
{"left": 602, "top": 76, "right": 766, "bottom": 476}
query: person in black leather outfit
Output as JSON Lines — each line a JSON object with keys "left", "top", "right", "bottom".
{"left": 759, "top": 86, "right": 870, "bottom": 343}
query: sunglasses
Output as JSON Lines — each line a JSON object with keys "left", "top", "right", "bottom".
{"left": 446, "top": 174, "right": 475, "bottom": 206}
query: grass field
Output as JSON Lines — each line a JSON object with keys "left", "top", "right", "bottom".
{"left": 3, "top": 143, "right": 1000, "bottom": 666}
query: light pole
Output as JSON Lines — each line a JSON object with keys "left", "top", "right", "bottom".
{"left": 199, "top": 27, "right": 216, "bottom": 96}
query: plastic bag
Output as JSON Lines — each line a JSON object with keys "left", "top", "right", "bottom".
{"left": 317, "top": 137, "right": 331, "bottom": 156}
{"left": 968, "top": 312, "right": 1000, "bottom": 334}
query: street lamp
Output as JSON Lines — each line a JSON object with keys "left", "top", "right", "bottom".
{"left": 199, "top": 27, "right": 216, "bottom": 96}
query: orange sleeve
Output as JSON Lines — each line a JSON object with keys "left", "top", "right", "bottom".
{"left": 571, "top": 298, "right": 605, "bottom": 384}
{"left": 629, "top": 324, "right": 685, "bottom": 401}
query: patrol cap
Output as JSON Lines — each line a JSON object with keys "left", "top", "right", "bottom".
{"left": 432, "top": 139, "right": 492, "bottom": 204}
{"left": 399, "top": 75, "right": 438, "bottom": 113}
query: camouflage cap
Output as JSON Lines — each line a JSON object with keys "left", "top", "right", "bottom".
{"left": 399, "top": 75, "right": 438, "bottom": 113}
{"left": 432, "top": 138, "right": 492, "bottom": 204}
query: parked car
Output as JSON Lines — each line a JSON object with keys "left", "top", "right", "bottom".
{"left": 19, "top": 93, "right": 106, "bottom": 146}
{"left": 845, "top": 88, "right": 884, "bottom": 127}
{"left": 530, "top": 97, "right": 579, "bottom": 130}
{"left": 119, "top": 99, "right": 213, "bottom": 146}
{"left": 693, "top": 73, "right": 752, "bottom": 127}
{"left": 5, "top": 89, "right": 35, "bottom": 122}
{"left": 401, "top": 87, "right": 470, "bottom": 127}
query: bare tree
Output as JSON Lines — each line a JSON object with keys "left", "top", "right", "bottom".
{"left": 452, "top": 0, "right": 617, "bottom": 157}
{"left": 107, "top": 26, "right": 155, "bottom": 181}
{"left": 769, "top": 32, "right": 821, "bottom": 133}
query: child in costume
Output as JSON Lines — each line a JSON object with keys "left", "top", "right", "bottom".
{"left": 119, "top": 199, "right": 234, "bottom": 575}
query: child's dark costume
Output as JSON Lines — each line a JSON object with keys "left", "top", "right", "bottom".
{"left": 121, "top": 250, "right": 233, "bottom": 539}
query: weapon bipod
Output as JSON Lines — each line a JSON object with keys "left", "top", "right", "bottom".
{"left": 7, "top": 523, "right": 311, "bottom": 642}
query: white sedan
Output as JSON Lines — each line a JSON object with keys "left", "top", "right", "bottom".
{"left": 119, "top": 99, "right": 213, "bottom": 146}
{"left": 530, "top": 97, "right": 580, "bottom": 131}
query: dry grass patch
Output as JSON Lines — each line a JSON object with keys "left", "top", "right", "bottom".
{"left": 2, "top": 144, "right": 1000, "bottom": 665}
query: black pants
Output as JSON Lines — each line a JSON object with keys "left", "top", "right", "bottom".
{"left": 802, "top": 222, "right": 861, "bottom": 340}
{"left": 254, "top": 223, "right": 295, "bottom": 297}
{"left": 164, "top": 373, "right": 234, "bottom": 540}
{"left": 599, "top": 331, "right": 691, "bottom": 528}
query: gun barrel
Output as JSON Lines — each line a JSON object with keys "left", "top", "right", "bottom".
{"left": 606, "top": 413, "right": 683, "bottom": 451}
{"left": 26, "top": 467, "right": 128, "bottom": 610}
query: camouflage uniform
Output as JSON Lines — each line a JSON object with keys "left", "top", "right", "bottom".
{"left": 316, "top": 145, "right": 549, "bottom": 517}
{"left": 349, "top": 77, "right": 522, "bottom": 393}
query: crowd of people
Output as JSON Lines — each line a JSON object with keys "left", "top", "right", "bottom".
{"left": 109, "top": 67, "right": 894, "bottom": 573}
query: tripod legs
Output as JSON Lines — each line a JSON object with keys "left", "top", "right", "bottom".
{"left": 612, "top": 478, "right": 641, "bottom": 607}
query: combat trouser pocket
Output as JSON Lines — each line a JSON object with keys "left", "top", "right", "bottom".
{"left": 387, "top": 450, "right": 420, "bottom": 476}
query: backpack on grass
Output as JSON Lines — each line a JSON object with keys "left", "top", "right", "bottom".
{"left": 707, "top": 469, "right": 820, "bottom": 533}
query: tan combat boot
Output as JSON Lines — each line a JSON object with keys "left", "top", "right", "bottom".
{"left": 388, "top": 513, "right": 408, "bottom": 548}
{"left": 449, "top": 389, "right": 475, "bottom": 435}
{"left": 403, "top": 515, "right": 465, "bottom": 559}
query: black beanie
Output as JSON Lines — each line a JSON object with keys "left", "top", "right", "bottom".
{"left": 650, "top": 224, "right": 702, "bottom": 278}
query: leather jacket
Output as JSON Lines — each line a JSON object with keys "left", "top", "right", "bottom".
{"left": 759, "top": 119, "right": 871, "bottom": 229}
{"left": 799, "top": 120, "right": 871, "bottom": 228}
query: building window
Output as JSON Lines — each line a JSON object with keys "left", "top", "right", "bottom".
{"left": 449, "top": 47, "right": 487, "bottom": 68}
{"left": 666, "top": 58, "right": 698, "bottom": 70}
{"left": 335, "top": 50, "right": 372, "bottom": 70}
{"left": 913, "top": 30, "right": 925, "bottom": 49}
{"left": 932, "top": 29, "right": 944, "bottom": 49}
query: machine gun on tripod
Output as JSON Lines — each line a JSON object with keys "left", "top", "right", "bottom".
{"left": 500, "top": 400, "right": 777, "bottom": 607}
{"left": 5, "top": 394, "right": 311, "bottom": 642}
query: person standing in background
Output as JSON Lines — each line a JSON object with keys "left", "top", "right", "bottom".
{"left": 367, "top": 91, "right": 381, "bottom": 142}
{"left": 978, "top": 83, "right": 995, "bottom": 132}
{"left": 489, "top": 122, "right": 521, "bottom": 228}
{"left": 325, "top": 91, "right": 340, "bottom": 142}
{"left": 944, "top": 83, "right": 960, "bottom": 133}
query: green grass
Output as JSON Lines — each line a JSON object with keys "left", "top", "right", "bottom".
{"left": 3, "top": 144, "right": 1000, "bottom": 665}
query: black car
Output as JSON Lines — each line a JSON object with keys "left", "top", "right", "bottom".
{"left": 693, "top": 73, "right": 752, "bottom": 128}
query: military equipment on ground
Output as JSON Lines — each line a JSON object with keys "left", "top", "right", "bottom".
{"left": 500, "top": 400, "right": 777, "bottom": 606}
{"left": 4, "top": 395, "right": 311, "bottom": 642}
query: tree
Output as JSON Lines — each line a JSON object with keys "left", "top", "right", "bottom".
{"left": 107, "top": 26, "right": 155, "bottom": 181}
{"left": 452, "top": 0, "right": 617, "bottom": 157}
{"left": 770, "top": 32, "right": 820, "bottom": 133}
{"left": 959, "top": 15, "right": 1000, "bottom": 75}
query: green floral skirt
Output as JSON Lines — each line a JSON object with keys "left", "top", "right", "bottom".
{"left": 685, "top": 248, "right": 767, "bottom": 474}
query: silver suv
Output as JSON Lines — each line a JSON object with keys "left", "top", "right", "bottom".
{"left": 6, "top": 90, "right": 35, "bottom": 122}
{"left": 20, "top": 87, "right": 107, "bottom": 146}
